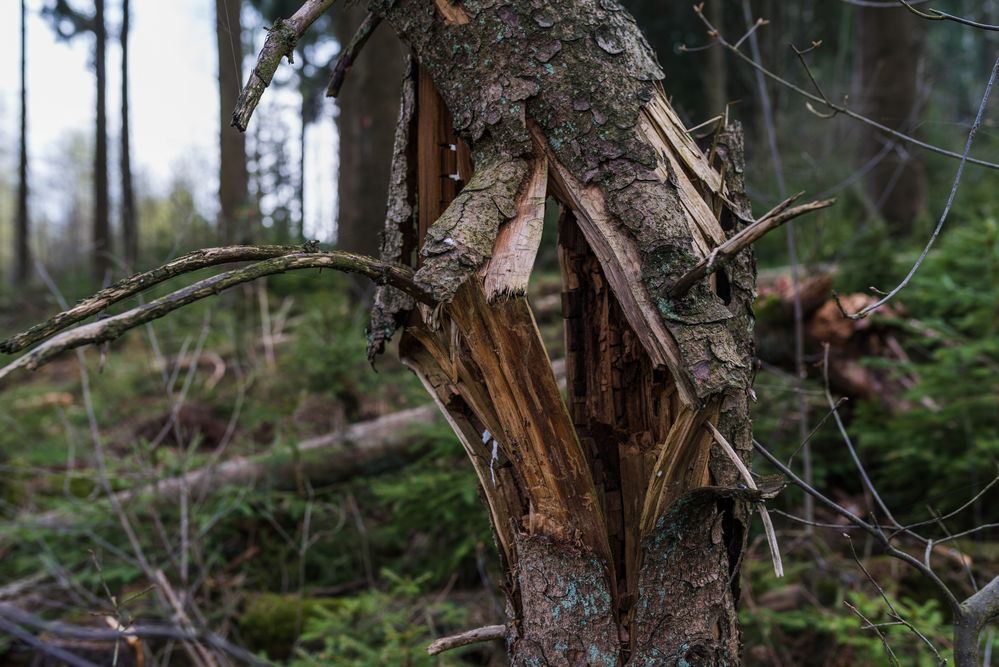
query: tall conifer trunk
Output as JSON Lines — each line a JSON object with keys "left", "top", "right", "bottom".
{"left": 216, "top": 0, "right": 251, "bottom": 243}
{"left": 15, "top": 0, "right": 30, "bottom": 284}
{"left": 93, "top": 0, "right": 110, "bottom": 281}
{"left": 120, "top": 0, "right": 137, "bottom": 268}
{"left": 333, "top": 5, "right": 405, "bottom": 258}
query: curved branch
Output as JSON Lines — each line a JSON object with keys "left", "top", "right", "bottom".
{"left": 0, "top": 252, "right": 430, "bottom": 383}
{"left": 2, "top": 245, "right": 310, "bottom": 353}
{"left": 232, "top": 0, "right": 337, "bottom": 131}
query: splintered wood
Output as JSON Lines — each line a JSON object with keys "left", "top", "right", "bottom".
{"left": 391, "top": 68, "right": 751, "bottom": 647}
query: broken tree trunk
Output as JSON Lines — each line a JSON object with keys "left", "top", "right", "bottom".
{"left": 366, "top": 1, "right": 763, "bottom": 663}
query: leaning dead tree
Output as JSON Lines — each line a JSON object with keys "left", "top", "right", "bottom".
{"left": 0, "top": 0, "right": 844, "bottom": 664}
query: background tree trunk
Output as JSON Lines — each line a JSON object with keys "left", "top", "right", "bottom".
{"left": 15, "top": 0, "right": 30, "bottom": 285}
{"left": 120, "top": 0, "right": 137, "bottom": 269}
{"left": 856, "top": 5, "right": 927, "bottom": 234}
{"left": 216, "top": 0, "right": 251, "bottom": 244}
{"left": 705, "top": 0, "right": 728, "bottom": 116}
{"left": 93, "top": 0, "right": 110, "bottom": 281}
{"left": 333, "top": 5, "right": 405, "bottom": 258}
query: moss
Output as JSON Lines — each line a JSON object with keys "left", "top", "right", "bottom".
{"left": 239, "top": 593, "right": 337, "bottom": 661}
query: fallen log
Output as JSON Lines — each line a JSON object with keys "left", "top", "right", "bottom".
{"left": 21, "top": 405, "right": 441, "bottom": 530}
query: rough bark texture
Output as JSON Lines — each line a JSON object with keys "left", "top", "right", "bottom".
{"left": 120, "top": 0, "right": 138, "bottom": 268}
{"left": 15, "top": 0, "right": 29, "bottom": 285}
{"left": 856, "top": 6, "right": 927, "bottom": 233}
{"left": 93, "top": 0, "right": 110, "bottom": 281}
{"left": 334, "top": 4, "right": 406, "bottom": 257}
{"left": 366, "top": 1, "right": 758, "bottom": 663}
{"left": 216, "top": 0, "right": 252, "bottom": 244}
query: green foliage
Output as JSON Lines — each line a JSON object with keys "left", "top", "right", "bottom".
{"left": 361, "top": 427, "right": 492, "bottom": 583}
{"left": 288, "top": 570, "right": 469, "bottom": 667}
{"left": 851, "top": 214, "right": 999, "bottom": 521}
{"left": 741, "top": 558, "right": 956, "bottom": 667}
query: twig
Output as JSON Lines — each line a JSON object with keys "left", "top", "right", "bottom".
{"left": 821, "top": 344, "right": 899, "bottom": 527}
{"left": 896, "top": 0, "right": 999, "bottom": 32}
{"left": 326, "top": 11, "right": 382, "bottom": 98}
{"left": 836, "top": 54, "right": 999, "bottom": 319}
{"left": 843, "top": 599, "right": 901, "bottom": 666}
{"left": 233, "top": 0, "right": 337, "bottom": 131}
{"left": 705, "top": 421, "right": 784, "bottom": 577}
{"left": 846, "top": 535, "right": 946, "bottom": 665}
{"left": 668, "top": 197, "right": 835, "bottom": 297}
{"left": 753, "top": 439, "right": 960, "bottom": 610}
{"left": 426, "top": 624, "right": 506, "bottom": 655}
{"left": 687, "top": 6, "right": 999, "bottom": 170}
{"left": 0, "top": 252, "right": 431, "bottom": 383}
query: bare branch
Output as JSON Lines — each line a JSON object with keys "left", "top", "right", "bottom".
{"left": 668, "top": 197, "right": 835, "bottom": 298}
{"left": 2, "top": 245, "right": 312, "bottom": 353}
{"left": 426, "top": 624, "right": 506, "bottom": 656}
{"left": 326, "top": 11, "right": 382, "bottom": 98}
{"left": 896, "top": 0, "right": 999, "bottom": 32}
{"left": 846, "top": 535, "right": 946, "bottom": 665}
{"left": 821, "top": 344, "right": 899, "bottom": 526}
{"left": 232, "top": 0, "right": 337, "bottom": 131}
{"left": 687, "top": 6, "right": 999, "bottom": 170}
{"left": 752, "top": 439, "right": 961, "bottom": 611}
{"left": 0, "top": 252, "right": 430, "bottom": 383}
{"left": 837, "top": 54, "right": 999, "bottom": 319}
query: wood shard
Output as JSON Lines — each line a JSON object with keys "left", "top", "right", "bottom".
{"left": 481, "top": 158, "right": 548, "bottom": 299}
{"left": 434, "top": 0, "right": 470, "bottom": 25}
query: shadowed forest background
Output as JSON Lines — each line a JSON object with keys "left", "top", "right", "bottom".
{"left": 0, "top": 0, "right": 998, "bottom": 664}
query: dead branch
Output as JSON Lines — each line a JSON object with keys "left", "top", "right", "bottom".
{"left": 1, "top": 245, "right": 308, "bottom": 354}
{"left": 426, "top": 624, "right": 506, "bottom": 656}
{"left": 668, "top": 197, "right": 835, "bottom": 298}
{"left": 232, "top": 0, "right": 337, "bottom": 131}
{"left": 0, "top": 602, "right": 270, "bottom": 666}
{"left": 326, "top": 11, "right": 382, "bottom": 98}
{"left": 0, "top": 252, "right": 431, "bottom": 383}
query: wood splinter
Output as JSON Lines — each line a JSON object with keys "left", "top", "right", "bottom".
{"left": 668, "top": 195, "right": 836, "bottom": 298}
{"left": 426, "top": 624, "right": 506, "bottom": 655}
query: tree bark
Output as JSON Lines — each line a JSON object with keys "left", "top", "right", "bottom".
{"left": 93, "top": 0, "right": 111, "bottom": 281}
{"left": 856, "top": 5, "right": 927, "bottom": 234}
{"left": 367, "top": 1, "right": 759, "bottom": 663}
{"left": 15, "top": 0, "right": 30, "bottom": 285}
{"left": 333, "top": 5, "right": 405, "bottom": 258}
{"left": 216, "top": 0, "right": 252, "bottom": 244}
{"left": 120, "top": 0, "right": 137, "bottom": 269}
